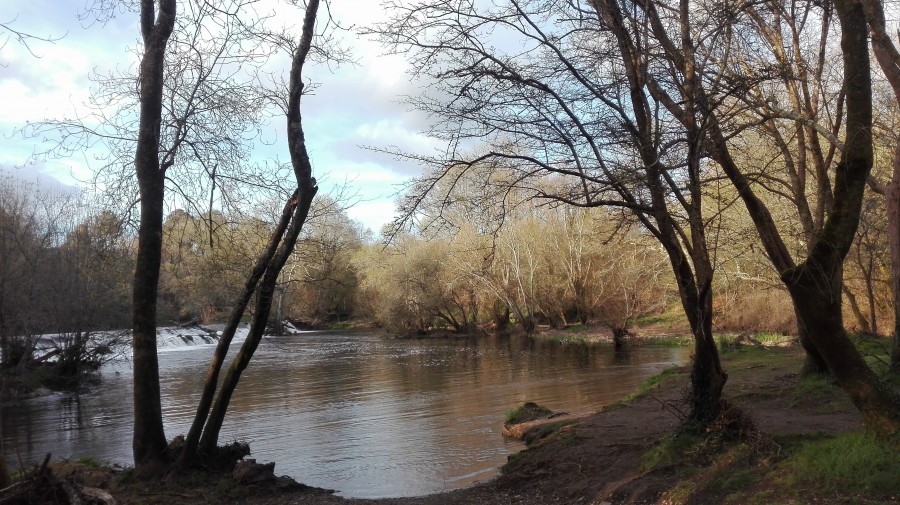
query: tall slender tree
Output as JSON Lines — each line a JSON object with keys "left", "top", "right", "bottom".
{"left": 132, "top": 0, "right": 176, "bottom": 472}
{"left": 189, "top": 0, "right": 322, "bottom": 460}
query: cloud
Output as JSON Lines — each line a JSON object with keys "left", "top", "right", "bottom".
{"left": 0, "top": 163, "right": 80, "bottom": 195}
{"left": 346, "top": 199, "right": 397, "bottom": 235}
{"left": 1, "top": 0, "right": 436, "bottom": 230}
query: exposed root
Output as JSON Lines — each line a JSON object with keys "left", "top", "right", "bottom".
{"left": 0, "top": 453, "right": 116, "bottom": 505}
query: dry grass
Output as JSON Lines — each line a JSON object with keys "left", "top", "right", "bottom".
{"left": 715, "top": 289, "right": 797, "bottom": 335}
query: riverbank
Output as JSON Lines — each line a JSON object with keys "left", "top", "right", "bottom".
{"left": 17, "top": 340, "right": 898, "bottom": 504}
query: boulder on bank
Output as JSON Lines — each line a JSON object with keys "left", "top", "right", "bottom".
{"left": 502, "top": 401, "right": 574, "bottom": 439}
{"left": 232, "top": 459, "right": 276, "bottom": 484}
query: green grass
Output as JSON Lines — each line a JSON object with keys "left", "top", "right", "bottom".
{"left": 792, "top": 373, "right": 837, "bottom": 398}
{"left": 643, "top": 336, "right": 692, "bottom": 346}
{"left": 617, "top": 365, "right": 687, "bottom": 404}
{"left": 73, "top": 456, "right": 104, "bottom": 469}
{"left": 782, "top": 432, "right": 900, "bottom": 494}
{"left": 753, "top": 332, "right": 794, "bottom": 346}
{"left": 635, "top": 314, "right": 671, "bottom": 326}
{"left": 634, "top": 308, "right": 685, "bottom": 327}
{"left": 642, "top": 432, "right": 705, "bottom": 471}
{"left": 538, "top": 332, "right": 595, "bottom": 344}
{"left": 505, "top": 402, "right": 554, "bottom": 425}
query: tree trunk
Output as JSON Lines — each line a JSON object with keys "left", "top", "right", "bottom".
{"left": 132, "top": 167, "right": 169, "bottom": 473}
{"left": 612, "top": 327, "right": 627, "bottom": 351}
{"left": 842, "top": 284, "right": 871, "bottom": 334}
{"left": 493, "top": 304, "right": 510, "bottom": 332}
{"left": 888, "top": 170, "right": 900, "bottom": 370}
{"left": 132, "top": 0, "right": 177, "bottom": 473}
{"left": 860, "top": 0, "right": 900, "bottom": 372}
{"left": 782, "top": 0, "right": 900, "bottom": 436}
{"left": 176, "top": 191, "right": 297, "bottom": 468}
{"left": 785, "top": 260, "right": 900, "bottom": 435}
{"left": 273, "top": 285, "right": 285, "bottom": 336}
{"left": 0, "top": 437, "right": 9, "bottom": 489}
{"left": 674, "top": 261, "right": 726, "bottom": 424}
{"left": 197, "top": 188, "right": 316, "bottom": 455}
{"left": 592, "top": 0, "right": 726, "bottom": 425}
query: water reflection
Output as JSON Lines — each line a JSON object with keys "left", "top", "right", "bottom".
{"left": 2, "top": 332, "right": 687, "bottom": 498}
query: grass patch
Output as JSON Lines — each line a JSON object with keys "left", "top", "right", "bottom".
{"left": 505, "top": 402, "right": 554, "bottom": 425}
{"left": 753, "top": 332, "right": 794, "bottom": 346}
{"left": 635, "top": 308, "right": 685, "bottom": 327}
{"left": 538, "top": 332, "right": 595, "bottom": 344}
{"left": 618, "top": 365, "right": 687, "bottom": 404}
{"left": 659, "top": 479, "right": 698, "bottom": 505}
{"left": 642, "top": 432, "right": 705, "bottom": 471}
{"left": 635, "top": 314, "right": 670, "bottom": 326}
{"left": 73, "top": 456, "right": 105, "bottom": 469}
{"left": 783, "top": 432, "right": 900, "bottom": 494}
{"left": 792, "top": 373, "right": 836, "bottom": 398}
{"left": 642, "top": 336, "right": 692, "bottom": 346}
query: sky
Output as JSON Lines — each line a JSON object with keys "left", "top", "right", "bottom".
{"left": 0, "top": 1, "right": 440, "bottom": 233}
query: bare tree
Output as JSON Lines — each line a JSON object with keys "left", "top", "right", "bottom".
{"left": 130, "top": 0, "right": 177, "bottom": 474}
{"left": 861, "top": 0, "right": 900, "bottom": 371}
{"left": 374, "top": 0, "right": 729, "bottom": 423}
{"left": 675, "top": 0, "right": 900, "bottom": 433}
{"left": 181, "top": 0, "right": 328, "bottom": 465}
{"left": 25, "top": 0, "right": 342, "bottom": 471}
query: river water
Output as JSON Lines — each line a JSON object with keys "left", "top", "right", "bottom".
{"left": 1, "top": 332, "right": 687, "bottom": 498}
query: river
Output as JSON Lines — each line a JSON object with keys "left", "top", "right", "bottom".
{"left": 1, "top": 331, "right": 687, "bottom": 498}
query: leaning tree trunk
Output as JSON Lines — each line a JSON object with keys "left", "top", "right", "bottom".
{"left": 592, "top": 0, "right": 726, "bottom": 425}
{"left": 176, "top": 191, "right": 298, "bottom": 468}
{"left": 889, "top": 179, "right": 900, "bottom": 370}
{"left": 132, "top": 0, "right": 176, "bottom": 474}
{"left": 194, "top": 0, "right": 321, "bottom": 455}
{"left": 884, "top": 161, "right": 900, "bottom": 371}
{"left": 785, "top": 259, "right": 900, "bottom": 435}
{"left": 197, "top": 186, "right": 317, "bottom": 455}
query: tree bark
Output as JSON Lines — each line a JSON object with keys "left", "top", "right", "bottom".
{"left": 889, "top": 177, "right": 900, "bottom": 369}
{"left": 593, "top": 0, "right": 727, "bottom": 424}
{"left": 132, "top": 0, "right": 176, "bottom": 472}
{"left": 612, "top": 327, "right": 627, "bottom": 351}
